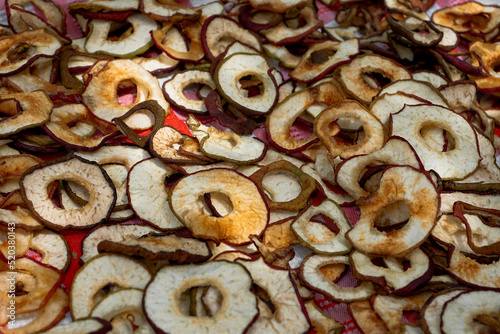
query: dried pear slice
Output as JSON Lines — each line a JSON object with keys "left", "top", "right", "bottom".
{"left": 446, "top": 248, "right": 500, "bottom": 289}
{"left": 0, "top": 91, "right": 53, "bottom": 138}
{"left": 149, "top": 126, "right": 207, "bottom": 165}
{"left": 0, "top": 206, "right": 43, "bottom": 231}
{"left": 20, "top": 155, "right": 116, "bottom": 230}
{"left": 370, "top": 92, "right": 431, "bottom": 127}
{"left": 266, "top": 81, "right": 345, "bottom": 153}
{"left": 0, "top": 154, "right": 43, "bottom": 193}
{"left": 0, "top": 28, "right": 63, "bottom": 76}
{"left": 440, "top": 192, "right": 500, "bottom": 214}
{"left": 144, "top": 261, "right": 258, "bottom": 334}
{"left": 377, "top": 79, "right": 449, "bottom": 107}
{"left": 85, "top": 13, "right": 157, "bottom": 58}
{"left": 127, "top": 157, "right": 183, "bottom": 230}
{"left": 291, "top": 199, "right": 352, "bottom": 255}
{"left": 236, "top": 257, "right": 310, "bottom": 334}
{"left": 391, "top": 104, "right": 481, "bottom": 181}
{"left": 187, "top": 115, "right": 267, "bottom": 164}
{"left": 7, "top": 0, "right": 66, "bottom": 35}
{"left": 82, "top": 59, "right": 169, "bottom": 130}
{"left": 346, "top": 166, "right": 439, "bottom": 257}
{"left": 80, "top": 224, "right": 160, "bottom": 263}
{"left": 333, "top": 54, "right": 411, "bottom": 104}
{"left": 300, "top": 254, "right": 376, "bottom": 302}
{"left": 97, "top": 232, "right": 211, "bottom": 263}
{"left": 70, "top": 253, "right": 152, "bottom": 319}
{"left": 0, "top": 228, "right": 31, "bottom": 258}
{"left": 30, "top": 229, "right": 71, "bottom": 272}
{"left": 42, "top": 317, "right": 112, "bottom": 334}
{"left": 420, "top": 288, "right": 468, "bottom": 334}
{"left": 170, "top": 168, "right": 269, "bottom": 245}
{"left": 152, "top": 20, "right": 204, "bottom": 63}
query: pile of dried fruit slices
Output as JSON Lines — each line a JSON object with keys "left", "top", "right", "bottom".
{"left": 0, "top": 0, "right": 500, "bottom": 333}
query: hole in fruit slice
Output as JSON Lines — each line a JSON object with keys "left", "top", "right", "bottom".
{"left": 262, "top": 170, "right": 302, "bottom": 203}
{"left": 203, "top": 192, "right": 234, "bottom": 217}
{"left": 107, "top": 21, "right": 134, "bottom": 41}
{"left": 117, "top": 80, "right": 138, "bottom": 106}
{"left": 374, "top": 200, "right": 411, "bottom": 232}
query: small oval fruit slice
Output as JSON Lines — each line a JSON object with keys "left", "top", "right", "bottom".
{"left": 30, "top": 229, "right": 71, "bottom": 272}
{"left": 144, "top": 261, "right": 258, "bottom": 334}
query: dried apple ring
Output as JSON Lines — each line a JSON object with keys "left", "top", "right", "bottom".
{"left": 391, "top": 104, "right": 481, "bottom": 181}
{"left": 346, "top": 166, "right": 439, "bottom": 257}
{"left": 19, "top": 155, "right": 116, "bottom": 230}
{"left": 82, "top": 59, "right": 170, "bottom": 130}
{"left": 315, "top": 99, "right": 385, "bottom": 159}
{"left": 333, "top": 54, "right": 411, "bottom": 104}
{"left": 169, "top": 168, "right": 269, "bottom": 245}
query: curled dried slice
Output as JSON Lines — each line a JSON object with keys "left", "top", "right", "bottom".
{"left": 0, "top": 206, "right": 43, "bottom": 231}
{"left": 42, "top": 317, "right": 112, "bottom": 334}
{"left": 0, "top": 154, "right": 43, "bottom": 193}
{"left": 80, "top": 224, "right": 159, "bottom": 263}
{"left": 317, "top": 100, "right": 385, "bottom": 159}
{"left": 30, "top": 229, "right": 70, "bottom": 272}
{"left": 469, "top": 42, "right": 500, "bottom": 95}
{"left": 349, "top": 300, "right": 389, "bottom": 334}
{"left": 149, "top": 126, "right": 208, "bottom": 165}
{"left": 162, "top": 70, "right": 216, "bottom": 113}
{"left": 0, "top": 91, "right": 53, "bottom": 138}
{"left": 169, "top": 168, "right": 269, "bottom": 244}
{"left": 214, "top": 52, "right": 277, "bottom": 116}
{"left": 0, "top": 228, "right": 31, "bottom": 258}
{"left": 441, "top": 290, "right": 500, "bottom": 333}
{"left": 82, "top": 59, "right": 169, "bottom": 130}
{"left": 70, "top": 253, "right": 152, "bottom": 319}
{"left": 370, "top": 91, "right": 431, "bottom": 127}
{"left": 266, "top": 81, "right": 345, "bottom": 153}
{"left": 377, "top": 79, "right": 449, "bottom": 107}
{"left": 68, "top": 0, "right": 138, "bottom": 12}
{"left": 20, "top": 155, "right": 116, "bottom": 229}
{"left": 152, "top": 20, "right": 204, "bottom": 63}
{"left": 249, "top": 0, "right": 308, "bottom": 13}
{"left": 7, "top": 0, "right": 66, "bottom": 35}
{"left": 346, "top": 166, "right": 439, "bottom": 257}
{"left": 333, "top": 54, "right": 411, "bottom": 104}
{"left": 140, "top": 0, "right": 198, "bottom": 22}
{"left": 300, "top": 254, "right": 376, "bottom": 302}
{"left": 391, "top": 104, "right": 481, "bottom": 181}
{"left": 420, "top": 288, "right": 468, "bottom": 334}
{"left": 291, "top": 199, "right": 351, "bottom": 255}
{"left": 388, "top": 16, "right": 443, "bottom": 47}
{"left": 305, "top": 301, "right": 344, "bottom": 334}
{"left": 144, "top": 261, "right": 258, "bottom": 334}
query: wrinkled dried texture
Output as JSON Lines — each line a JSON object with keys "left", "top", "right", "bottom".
{"left": 432, "top": 214, "right": 474, "bottom": 254}
{"left": 0, "top": 227, "right": 30, "bottom": 258}
{"left": 384, "top": 0, "right": 429, "bottom": 20}
{"left": 7, "top": 0, "right": 66, "bottom": 34}
{"left": 20, "top": 156, "right": 116, "bottom": 229}
{"left": 0, "top": 154, "right": 43, "bottom": 193}
{"left": 170, "top": 168, "right": 268, "bottom": 244}
{"left": 31, "top": 229, "right": 70, "bottom": 272}
{"left": 163, "top": 70, "right": 215, "bottom": 113}
{"left": 152, "top": 20, "right": 204, "bottom": 62}
{"left": 420, "top": 288, "right": 467, "bottom": 334}
{"left": 144, "top": 261, "right": 258, "bottom": 334}
{"left": 470, "top": 42, "right": 500, "bottom": 94}
{"left": 0, "top": 206, "right": 44, "bottom": 231}
{"left": 262, "top": 217, "right": 298, "bottom": 252}
{"left": 446, "top": 247, "right": 500, "bottom": 289}
{"left": 82, "top": 59, "right": 169, "bottom": 130}
{"left": 349, "top": 300, "right": 389, "bottom": 334}
{"left": 333, "top": 54, "right": 411, "bottom": 104}
{"left": 346, "top": 166, "right": 439, "bottom": 257}
{"left": 150, "top": 126, "right": 206, "bottom": 164}
{"left": 388, "top": 16, "right": 443, "bottom": 47}
{"left": 70, "top": 253, "right": 151, "bottom": 319}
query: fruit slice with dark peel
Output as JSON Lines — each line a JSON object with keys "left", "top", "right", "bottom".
{"left": 140, "top": 0, "right": 199, "bottom": 22}
{"left": 152, "top": 20, "right": 204, "bottom": 63}
{"left": 346, "top": 166, "right": 439, "bottom": 257}
{"left": 97, "top": 232, "right": 211, "bottom": 263}
{"left": 441, "top": 290, "right": 500, "bottom": 334}
{"left": 349, "top": 300, "right": 389, "bottom": 334}
{"left": 290, "top": 39, "right": 359, "bottom": 83}
{"left": 0, "top": 91, "right": 53, "bottom": 138}
{"left": 236, "top": 257, "right": 311, "bottom": 334}
{"left": 20, "top": 155, "right": 116, "bottom": 230}
{"left": 169, "top": 168, "right": 269, "bottom": 245}
{"left": 305, "top": 301, "right": 344, "bottom": 334}
{"left": 149, "top": 126, "right": 208, "bottom": 165}
{"left": 0, "top": 154, "right": 43, "bottom": 193}
{"left": 42, "top": 317, "right": 112, "bottom": 334}
{"left": 70, "top": 253, "right": 152, "bottom": 319}
{"left": 300, "top": 254, "right": 376, "bottom": 302}
{"left": 0, "top": 206, "right": 44, "bottom": 231}
{"left": 420, "top": 288, "right": 468, "bottom": 334}
{"left": 144, "top": 261, "right": 258, "bottom": 334}
{"left": 388, "top": 16, "right": 443, "bottom": 47}
{"left": 80, "top": 224, "right": 160, "bottom": 263}
{"left": 187, "top": 115, "right": 267, "bottom": 164}
{"left": 291, "top": 199, "right": 352, "bottom": 255}
{"left": 0, "top": 228, "right": 31, "bottom": 258}
{"left": 384, "top": 0, "right": 429, "bottom": 20}
{"left": 6, "top": 0, "right": 66, "bottom": 35}
{"left": 30, "top": 229, "right": 71, "bottom": 272}
{"left": 266, "top": 81, "right": 345, "bottom": 153}
{"left": 333, "top": 54, "right": 411, "bottom": 104}
{"left": 391, "top": 104, "right": 481, "bottom": 181}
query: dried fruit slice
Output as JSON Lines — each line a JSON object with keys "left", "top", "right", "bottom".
{"left": 68, "top": 0, "right": 138, "bottom": 12}
{"left": 214, "top": 52, "right": 278, "bottom": 116}
{"left": 441, "top": 290, "right": 500, "bottom": 333}
{"left": 80, "top": 224, "right": 159, "bottom": 263}
{"left": 0, "top": 91, "right": 53, "bottom": 138}
{"left": 349, "top": 300, "right": 389, "bottom": 334}
{"left": 0, "top": 206, "right": 43, "bottom": 231}
{"left": 30, "top": 229, "right": 71, "bottom": 272}
{"left": 391, "top": 104, "right": 481, "bottom": 181}
{"left": 315, "top": 99, "right": 386, "bottom": 159}
{"left": 300, "top": 254, "right": 376, "bottom": 302}
{"left": 70, "top": 253, "right": 152, "bottom": 319}
{"left": 82, "top": 59, "right": 169, "bottom": 130}
{"left": 291, "top": 199, "right": 351, "bottom": 255}
{"left": 42, "top": 317, "right": 112, "bottom": 334}
{"left": 0, "top": 228, "right": 31, "bottom": 258}
{"left": 6, "top": 0, "right": 66, "bottom": 35}
{"left": 346, "top": 166, "right": 439, "bottom": 257}
{"left": 388, "top": 16, "right": 443, "bottom": 47}
{"left": 333, "top": 54, "right": 411, "bottom": 104}
{"left": 149, "top": 126, "right": 207, "bottom": 165}
{"left": 0, "top": 154, "right": 43, "bottom": 193}
{"left": 169, "top": 168, "right": 269, "bottom": 244}
{"left": 305, "top": 301, "right": 344, "bottom": 334}
{"left": 249, "top": 0, "right": 308, "bottom": 13}
{"left": 377, "top": 79, "right": 449, "bottom": 107}
{"left": 152, "top": 20, "right": 204, "bottom": 63}
{"left": 140, "top": 0, "right": 198, "bottom": 22}
{"left": 143, "top": 261, "right": 258, "bottom": 334}
{"left": 420, "top": 288, "right": 468, "bottom": 334}
{"left": 236, "top": 257, "right": 310, "bottom": 334}
{"left": 20, "top": 155, "right": 116, "bottom": 229}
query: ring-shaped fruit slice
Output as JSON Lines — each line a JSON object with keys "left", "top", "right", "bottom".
{"left": 163, "top": 70, "right": 216, "bottom": 113}
{"left": 169, "top": 168, "right": 269, "bottom": 245}
{"left": 152, "top": 20, "right": 204, "bottom": 63}
{"left": 70, "top": 253, "right": 152, "bottom": 320}
{"left": 266, "top": 81, "right": 345, "bottom": 153}
{"left": 82, "top": 59, "right": 169, "bottom": 130}
{"left": 346, "top": 166, "right": 439, "bottom": 257}
{"left": 20, "top": 155, "right": 116, "bottom": 230}
{"left": 214, "top": 52, "right": 277, "bottom": 116}
{"left": 315, "top": 99, "right": 385, "bottom": 159}
{"left": 143, "top": 261, "right": 258, "bottom": 334}
{"left": 390, "top": 104, "right": 481, "bottom": 181}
